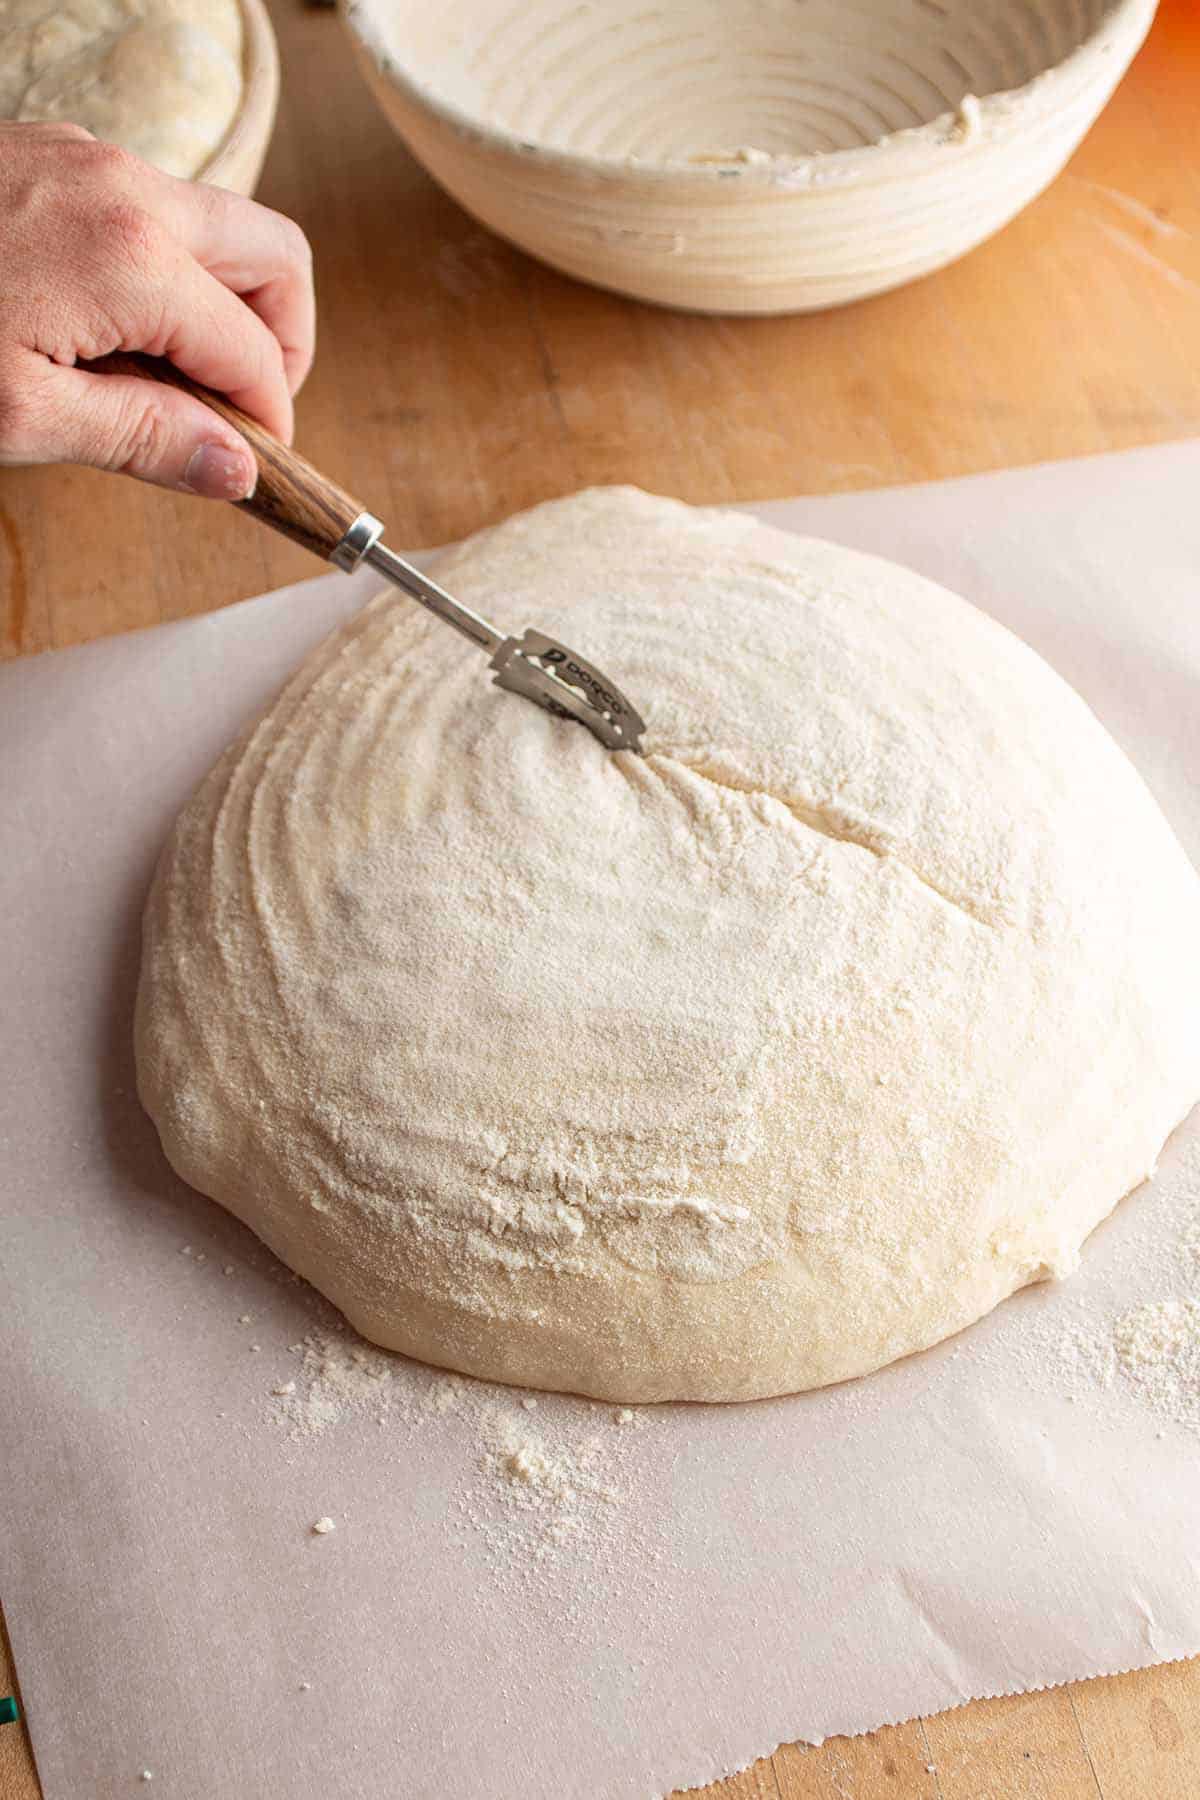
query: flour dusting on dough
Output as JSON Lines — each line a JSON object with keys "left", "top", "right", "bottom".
{"left": 137, "top": 487, "right": 1200, "bottom": 1404}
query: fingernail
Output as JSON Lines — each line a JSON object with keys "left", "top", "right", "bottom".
{"left": 182, "top": 442, "right": 256, "bottom": 501}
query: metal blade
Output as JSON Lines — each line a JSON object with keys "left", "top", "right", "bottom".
{"left": 363, "top": 540, "right": 646, "bottom": 754}
{"left": 365, "top": 539, "right": 503, "bottom": 655}
{"left": 490, "top": 630, "right": 646, "bottom": 753}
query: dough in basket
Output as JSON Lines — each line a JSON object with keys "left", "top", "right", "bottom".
{"left": 1, "top": 0, "right": 243, "bottom": 178}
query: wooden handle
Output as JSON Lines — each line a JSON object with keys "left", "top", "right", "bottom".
{"left": 87, "top": 352, "right": 368, "bottom": 564}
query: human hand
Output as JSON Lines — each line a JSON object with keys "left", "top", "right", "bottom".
{"left": 0, "top": 122, "right": 315, "bottom": 499}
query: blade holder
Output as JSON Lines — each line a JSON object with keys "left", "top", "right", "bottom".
{"left": 490, "top": 631, "right": 646, "bottom": 753}
{"left": 85, "top": 357, "right": 648, "bottom": 755}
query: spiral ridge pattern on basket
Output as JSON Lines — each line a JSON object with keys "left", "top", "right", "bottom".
{"left": 344, "top": 0, "right": 1157, "bottom": 313}
{"left": 424, "top": 0, "right": 1111, "bottom": 162}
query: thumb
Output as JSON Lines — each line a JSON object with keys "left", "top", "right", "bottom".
{"left": 46, "top": 365, "right": 257, "bottom": 499}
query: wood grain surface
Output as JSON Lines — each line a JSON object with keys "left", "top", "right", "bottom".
{"left": 3, "top": 1, "right": 1200, "bottom": 1795}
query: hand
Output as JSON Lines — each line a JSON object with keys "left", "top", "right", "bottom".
{"left": 0, "top": 122, "right": 315, "bottom": 499}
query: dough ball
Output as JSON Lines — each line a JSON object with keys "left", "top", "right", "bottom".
{"left": 135, "top": 488, "right": 1200, "bottom": 1402}
{"left": 2, "top": 0, "right": 243, "bottom": 179}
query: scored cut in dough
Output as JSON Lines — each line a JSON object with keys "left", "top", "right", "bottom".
{"left": 136, "top": 488, "right": 1200, "bottom": 1403}
{"left": 1, "top": 0, "right": 243, "bottom": 178}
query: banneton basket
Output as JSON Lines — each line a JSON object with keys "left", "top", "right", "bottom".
{"left": 340, "top": 0, "right": 1157, "bottom": 315}
{"left": 199, "top": 0, "right": 280, "bottom": 196}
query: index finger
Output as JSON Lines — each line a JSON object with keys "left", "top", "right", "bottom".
{"left": 141, "top": 173, "right": 316, "bottom": 396}
{"left": 150, "top": 241, "right": 295, "bottom": 440}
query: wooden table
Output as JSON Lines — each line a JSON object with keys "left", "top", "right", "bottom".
{"left": 3, "top": 2, "right": 1200, "bottom": 1793}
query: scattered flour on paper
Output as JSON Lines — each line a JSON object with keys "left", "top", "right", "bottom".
{"left": 274, "top": 1331, "right": 403, "bottom": 1437}
{"left": 1110, "top": 1298, "right": 1200, "bottom": 1431}
{"left": 1034, "top": 1139, "right": 1200, "bottom": 1432}
{"left": 263, "top": 1325, "right": 649, "bottom": 1562}
{"left": 478, "top": 1406, "right": 621, "bottom": 1549}
{"left": 1182, "top": 1212, "right": 1200, "bottom": 1274}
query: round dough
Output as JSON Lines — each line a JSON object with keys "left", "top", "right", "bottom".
{"left": 136, "top": 488, "right": 1200, "bottom": 1402}
{"left": 1, "top": 0, "right": 243, "bottom": 179}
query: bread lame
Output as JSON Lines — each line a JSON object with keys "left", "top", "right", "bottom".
{"left": 90, "top": 353, "right": 646, "bottom": 754}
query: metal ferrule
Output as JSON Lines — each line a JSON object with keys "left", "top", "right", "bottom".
{"left": 332, "top": 511, "right": 385, "bottom": 573}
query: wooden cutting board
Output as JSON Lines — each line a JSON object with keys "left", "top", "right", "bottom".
{"left": 3, "top": 1, "right": 1200, "bottom": 1794}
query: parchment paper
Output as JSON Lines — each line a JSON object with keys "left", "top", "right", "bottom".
{"left": 3, "top": 442, "right": 1200, "bottom": 1800}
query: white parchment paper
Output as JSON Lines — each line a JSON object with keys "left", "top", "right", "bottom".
{"left": 3, "top": 443, "right": 1200, "bottom": 1800}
